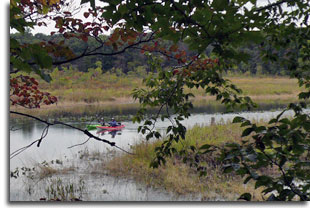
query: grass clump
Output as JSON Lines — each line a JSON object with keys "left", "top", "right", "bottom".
{"left": 106, "top": 123, "right": 264, "bottom": 201}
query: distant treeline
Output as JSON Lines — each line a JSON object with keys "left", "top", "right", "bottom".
{"left": 11, "top": 32, "right": 290, "bottom": 76}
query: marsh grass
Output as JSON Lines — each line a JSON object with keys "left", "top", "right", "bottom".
{"left": 48, "top": 76, "right": 301, "bottom": 104}
{"left": 105, "top": 122, "right": 266, "bottom": 201}
{"left": 18, "top": 69, "right": 302, "bottom": 104}
{"left": 42, "top": 177, "right": 85, "bottom": 201}
{"left": 11, "top": 72, "right": 303, "bottom": 121}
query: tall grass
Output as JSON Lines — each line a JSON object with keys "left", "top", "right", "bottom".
{"left": 11, "top": 69, "right": 303, "bottom": 121}
{"left": 15, "top": 68, "right": 302, "bottom": 105}
{"left": 105, "top": 123, "right": 265, "bottom": 201}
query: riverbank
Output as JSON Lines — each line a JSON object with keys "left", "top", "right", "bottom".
{"left": 10, "top": 98, "right": 294, "bottom": 123}
{"left": 11, "top": 109, "right": 298, "bottom": 201}
{"left": 104, "top": 122, "right": 266, "bottom": 201}
{"left": 10, "top": 76, "right": 302, "bottom": 122}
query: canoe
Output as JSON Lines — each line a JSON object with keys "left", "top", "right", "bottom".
{"left": 96, "top": 125, "right": 125, "bottom": 131}
{"left": 86, "top": 124, "right": 100, "bottom": 131}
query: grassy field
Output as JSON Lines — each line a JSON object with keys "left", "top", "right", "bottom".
{"left": 45, "top": 76, "right": 301, "bottom": 104}
{"left": 105, "top": 123, "right": 267, "bottom": 201}
{"left": 10, "top": 69, "right": 303, "bottom": 120}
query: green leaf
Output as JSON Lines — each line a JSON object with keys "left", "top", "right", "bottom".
{"left": 42, "top": 5, "right": 49, "bottom": 14}
{"left": 212, "top": 0, "right": 228, "bottom": 10}
{"left": 11, "top": 57, "right": 32, "bottom": 73}
{"left": 80, "top": 0, "right": 95, "bottom": 8}
{"left": 255, "top": 176, "right": 272, "bottom": 189}
{"left": 10, "top": 38, "right": 20, "bottom": 49}
{"left": 243, "top": 176, "right": 252, "bottom": 184}
{"left": 233, "top": 116, "right": 245, "bottom": 123}
{"left": 238, "top": 193, "right": 251, "bottom": 201}
{"left": 242, "top": 127, "right": 254, "bottom": 137}
{"left": 199, "top": 144, "right": 212, "bottom": 150}
{"left": 240, "top": 120, "right": 251, "bottom": 127}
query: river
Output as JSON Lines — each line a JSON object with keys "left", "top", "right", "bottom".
{"left": 9, "top": 107, "right": 297, "bottom": 201}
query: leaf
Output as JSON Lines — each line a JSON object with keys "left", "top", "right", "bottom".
{"left": 240, "top": 120, "right": 251, "bottom": 127}
{"left": 267, "top": 194, "right": 278, "bottom": 201}
{"left": 80, "top": 0, "right": 95, "bottom": 8}
{"left": 81, "top": 34, "right": 88, "bottom": 42}
{"left": 42, "top": 5, "right": 49, "bottom": 14}
{"left": 211, "top": 0, "right": 228, "bottom": 10}
{"left": 223, "top": 165, "right": 233, "bottom": 173}
{"left": 238, "top": 193, "right": 252, "bottom": 201}
{"left": 199, "top": 144, "right": 211, "bottom": 150}
{"left": 84, "top": 12, "right": 90, "bottom": 18}
{"left": 255, "top": 176, "right": 272, "bottom": 189}
{"left": 242, "top": 127, "right": 254, "bottom": 137}
{"left": 233, "top": 116, "right": 245, "bottom": 123}
{"left": 169, "top": 45, "right": 178, "bottom": 52}
{"left": 243, "top": 176, "right": 252, "bottom": 184}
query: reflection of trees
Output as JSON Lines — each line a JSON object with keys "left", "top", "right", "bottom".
{"left": 10, "top": 122, "right": 36, "bottom": 140}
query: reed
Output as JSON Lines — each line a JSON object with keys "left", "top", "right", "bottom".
{"left": 11, "top": 72, "right": 303, "bottom": 121}
{"left": 105, "top": 122, "right": 266, "bottom": 201}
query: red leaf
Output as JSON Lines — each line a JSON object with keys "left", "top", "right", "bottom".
{"left": 81, "top": 34, "right": 88, "bottom": 42}
{"left": 84, "top": 12, "right": 90, "bottom": 18}
{"left": 154, "top": 41, "right": 158, "bottom": 48}
{"left": 175, "top": 53, "right": 181, "bottom": 59}
{"left": 169, "top": 45, "right": 178, "bottom": 52}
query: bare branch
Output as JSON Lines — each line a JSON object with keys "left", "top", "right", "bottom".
{"left": 10, "top": 111, "right": 135, "bottom": 159}
{"left": 67, "top": 137, "right": 91, "bottom": 149}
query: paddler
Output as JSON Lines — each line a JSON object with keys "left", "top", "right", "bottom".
{"left": 109, "top": 118, "right": 118, "bottom": 127}
{"left": 99, "top": 117, "right": 105, "bottom": 126}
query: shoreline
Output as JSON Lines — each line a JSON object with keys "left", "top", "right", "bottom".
{"left": 10, "top": 94, "right": 299, "bottom": 122}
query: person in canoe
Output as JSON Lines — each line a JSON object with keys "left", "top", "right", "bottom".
{"left": 98, "top": 117, "right": 105, "bottom": 126}
{"left": 108, "top": 118, "right": 118, "bottom": 127}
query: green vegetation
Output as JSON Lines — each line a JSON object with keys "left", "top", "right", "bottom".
{"left": 11, "top": 30, "right": 297, "bottom": 77}
{"left": 10, "top": 66, "right": 303, "bottom": 122}
{"left": 106, "top": 123, "right": 266, "bottom": 200}
{"left": 10, "top": 66, "right": 302, "bottom": 117}
{"left": 10, "top": 0, "right": 310, "bottom": 201}
{"left": 10, "top": 67, "right": 303, "bottom": 122}
{"left": 42, "top": 177, "right": 85, "bottom": 201}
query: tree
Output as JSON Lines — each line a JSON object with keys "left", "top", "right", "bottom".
{"left": 10, "top": 0, "right": 310, "bottom": 201}
{"left": 87, "top": 0, "right": 309, "bottom": 201}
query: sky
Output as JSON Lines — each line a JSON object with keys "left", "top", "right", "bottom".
{"left": 28, "top": 0, "right": 275, "bottom": 35}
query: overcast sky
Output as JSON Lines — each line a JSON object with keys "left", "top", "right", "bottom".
{"left": 27, "top": 0, "right": 277, "bottom": 35}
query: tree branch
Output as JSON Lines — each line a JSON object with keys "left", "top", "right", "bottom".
{"left": 27, "top": 33, "right": 156, "bottom": 66}
{"left": 255, "top": 0, "right": 294, "bottom": 12}
{"left": 10, "top": 111, "right": 135, "bottom": 159}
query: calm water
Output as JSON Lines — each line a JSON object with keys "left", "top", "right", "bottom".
{"left": 9, "top": 108, "right": 297, "bottom": 201}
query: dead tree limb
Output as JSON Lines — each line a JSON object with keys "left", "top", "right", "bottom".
{"left": 10, "top": 111, "right": 134, "bottom": 159}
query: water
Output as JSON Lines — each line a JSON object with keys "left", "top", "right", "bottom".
{"left": 9, "top": 108, "right": 297, "bottom": 201}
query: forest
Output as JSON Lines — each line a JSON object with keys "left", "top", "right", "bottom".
{"left": 11, "top": 31, "right": 291, "bottom": 76}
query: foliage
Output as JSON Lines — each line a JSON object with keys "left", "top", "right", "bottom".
{"left": 10, "top": 0, "right": 310, "bottom": 201}
{"left": 132, "top": 54, "right": 256, "bottom": 168}
{"left": 10, "top": 75, "right": 57, "bottom": 108}
{"left": 125, "top": 0, "right": 310, "bottom": 201}
{"left": 222, "top": 103, "right": 310, "bottom": 201}
{"left": 12, "top": 30, "right": 301, "bottom": 76}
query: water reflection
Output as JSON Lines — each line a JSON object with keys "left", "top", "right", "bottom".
{"left": 97, "top": 129, "right": 122, "bottom": 139}
{"left": 10, "top": 107, "right": 298, "bottom": 170}
{"left": 10, "top": 106, "right": 308, "bottom": 201}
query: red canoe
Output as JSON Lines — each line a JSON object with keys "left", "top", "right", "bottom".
{"left": 96, "top": 125, "right": 125, "bottom": 131}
